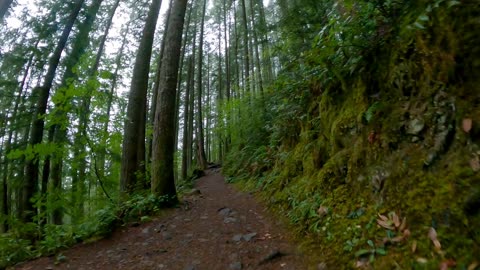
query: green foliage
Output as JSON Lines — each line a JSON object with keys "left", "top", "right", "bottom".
{"left": 224, "top": 0, "right": 480, "bottom": 267}
{"left": 0, "top": 192, "right": 175, "bottom": 268}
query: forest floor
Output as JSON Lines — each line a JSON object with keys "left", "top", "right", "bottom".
{"left": 13, "top": 170, "right": 308, "bottom": 270}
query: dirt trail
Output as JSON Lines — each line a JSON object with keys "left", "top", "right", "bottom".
{"left": 15, "top": 170, "right": 307, "bottom": 270}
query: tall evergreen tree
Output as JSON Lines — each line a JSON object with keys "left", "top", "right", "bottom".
{"left": 196, "top": 0, "right": 208, "bottom": 169}
{"left": 151, "top": 0, "right": 188, "bottom": 200}
{"left": 120, "top": 0, "right": 162, "bottom": 197}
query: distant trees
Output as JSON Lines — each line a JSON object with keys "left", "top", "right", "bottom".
{"left": 0, "top": 0, "right": 275, "bottom": 240}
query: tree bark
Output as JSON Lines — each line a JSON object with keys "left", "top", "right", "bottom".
{"left": 0, "top": 0, "right": 14, "bottom": 21}
{"left": 239, "top": 0, "right": 251, "bottom": 94}
{"left": 195, "top": 0, "right": 208, "bottom": 169}
{"left": 121, "top": 0, "right": 162, "bottom": 197}
{"left": 148, "top": 0, "right": 173, "bottom": 166}
{"left": 181, "top": 56, "right": 193, "bottom": 181}
{"left": 151, "top": 0, "right": 188, "bottom": 200}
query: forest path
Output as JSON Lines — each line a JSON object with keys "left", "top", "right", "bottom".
{"left": 15, "top": 170, "right": 307, "bottom": 270}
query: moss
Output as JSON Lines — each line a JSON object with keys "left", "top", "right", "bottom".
{"left": 224, "top": 1, "right": 480, "bottom": 268}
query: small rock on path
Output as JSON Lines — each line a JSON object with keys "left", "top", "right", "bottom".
{"left": 13, "top": 170, "right": 306, "bottom": 270}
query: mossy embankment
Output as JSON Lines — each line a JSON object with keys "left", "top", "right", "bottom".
{"left": 224, "top": 1, "right": 480, "bottom": 268}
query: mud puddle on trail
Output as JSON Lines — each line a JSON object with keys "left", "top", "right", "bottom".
{"left": 14, "top": 170, "right": 308, "bottom": 270}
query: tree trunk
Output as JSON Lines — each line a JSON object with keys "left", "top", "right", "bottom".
{"left": 195, "top": 0, "right": 208, "bottom": 169}
{"left": 239, "top": 0, "right": 251, "bottom": 94}
{"left": 23, "top": 0, "right": 85, "bottom": 223}
{"left": 73, "top": 0, "right": 121, "bottom": 206}
{"left": 181, "top": 56, "right": 193, "bottom": 181}
{"left": 0, "top": 0, "right": 14, "bottom": 21}
{"left": 121, "top": 0, "right": 162, "bottom": 197}
{"left": 148, "top": 0, "right": 173, "bottom": 166}
{"left": 249, "top": 0, "right": 264, "bottom": 97}
{"left": 151, "top": 0, "right": 188, "bottom": 200}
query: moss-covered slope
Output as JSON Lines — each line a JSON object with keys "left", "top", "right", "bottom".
{"left": 224, "top": 1, "right": 480, "bottom": 268}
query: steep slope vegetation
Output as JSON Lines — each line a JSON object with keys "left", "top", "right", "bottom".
{"left": 224, "top": 1, "right": 480, "bottom": 268}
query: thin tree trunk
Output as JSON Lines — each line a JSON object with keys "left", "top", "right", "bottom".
{"left": 249, "top": 0, "right": 264, "bottom": 97}
{"left": 195, "top": 0, "right": 208, "bottom": 169}
{"left": 73, "top": 0, "right": 121, "bottom": 203}
{"left": 98, "top": 22, "right": 130, "bottom": 179}
{"left": 151, "top": 0, "right": 188, "bottom": 200}
{"left": 181, "top": 56, "right": 193, "bottom": 181}
{"left": 23, "top": 0, "right": 85, "bottom": 223}
{"left": 239, "top": 0, "right": 250, "bottom": 95}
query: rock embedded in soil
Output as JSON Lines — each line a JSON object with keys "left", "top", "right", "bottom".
{"left": 224, "top": 217, "right": 237, "bottom": 223}
{"left": 242, "top": 232, "right": 257, "bottom": 242}
{"left": 218, "top": 207, "right": 232, "bottom": 216}
{"left": 232, "top": 234, "right": 243, "bottom": 242}
{"left": 259, "top": 250, "right": 286, "bottom": 265}
{"left": 407, "top": 118, "right": 425, "bottom": 135}
{"left": 162, "top": 231, "right": 173, "bottom": 240}
{"left": 229, "top": 261, "right": 243, "bottom": 270}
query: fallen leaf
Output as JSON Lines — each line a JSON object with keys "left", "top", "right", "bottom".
{"left": 378, "top": 213, "right": 388, "bottom": 222}
{"left": 440, "top": 259, "right": 457, "bottom": 270}
{"left": 317, "top": 206, "right": 329, "bottom": 217}
{"left": 416, "top": 257, "right": 428, "bottom": 264}
{"left": 428, "top": 227, "right": 437, "bottom": 241}
{"left": 377, "top": 219, "right": 394, "bottom": 230}
{"left": 390, "top": 236, "right": 404, "bottom": 243}
{"left": 470, "top": 156, "right": 480, "bottom": 172}
{"left": 399, "top": 217, "right": 407, "bottom": 231}
{"left": 355, "top": 260, "right": 369, "bottom": 268}
{"left": 463, "top": 118, "right": 473, "bottom": 133}
{"left": 433, "top": 239, "right": 442, "bottom": 250}
{"left": 468, "top": 262, "right": 479, "bottom": 270}
{"left": 392, "top": 212, "right": 400, "bottom": 228}
{"left": 412, "top": 240, "right": 417, "bottom": 253}
{"left": 428, "top": 227, "right": 441, "bottom": 250}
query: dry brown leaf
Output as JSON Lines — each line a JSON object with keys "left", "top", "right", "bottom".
{"left": 377, "top": 219, "right": 394, "bottom": 230}
{"left": 378, "top": 213, "right": 389, "bottom": 221}
{"left": 463, "top": 118, "right": 473, "bottom": 133}
{"left": 392, "top": 212, "right": 400, "bottom": 228}
{"left": 412, "top": 240, "right": 417, "bottom": 253}
{"left": 428, "top": 227, "right": 438, "bottom": 241}
{"left": 470, "top": 156, "right": 480, "bottom": 172}
{"left": 428, "top": 227, "right": 442, "bottom": 250}
{"left": 317, "top": 206, "right": 329, "bottom": 217}
{"left": 399, "top": 217, "right": 407, "bottom": 231}
{"left": 391, "top": 236, "right": 404, "bottom": 243}
{"left": 440, "top": 259, "right": 457, "bottom": 270}
{"left": 355, "top": 260, "right": 369, "bottom": 268}
{"left": 468, "top": 262, "right": 479, "bottom": 270}
{"left": 416, "top": 257, "right": 428, "bottom": 264}
{"left": 433, "top": 239, "right": 442, "bottom": 250}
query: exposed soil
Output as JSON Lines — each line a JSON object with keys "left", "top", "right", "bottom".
{"left": 14, "top": 170, "right": 308, "bottom": 270}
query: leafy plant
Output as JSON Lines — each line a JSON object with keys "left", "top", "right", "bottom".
{"left": 355, "top": 239, "right": 387, "bottom": 263}
{"left": 377, "top": 211, "right": 410, "bottom": 244}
